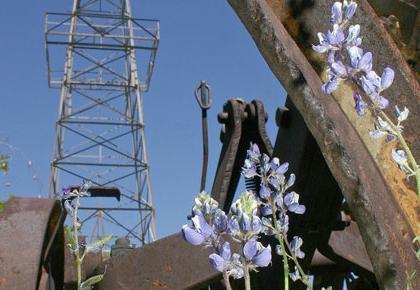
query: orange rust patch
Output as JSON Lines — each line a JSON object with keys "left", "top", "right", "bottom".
{"left": 378, "top": 142, "right": 420, "bottom": 235}
{"left": 150, "top": 279, "right": 169, "bottom": 290}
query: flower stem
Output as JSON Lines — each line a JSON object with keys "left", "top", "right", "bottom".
{"left": 244, "top": 264, "right": 251, "bottom": 290}
{"left": 73, "top": 197, "right": 82, "bottom": 290}
{"left": 380, "top": 111, "right": 420, "bottom": 200}
{"left": 279, "top": 237, "right": 290, "bottom": 290}
{"left": 270, "top": 203, "right": 289, "bottom": 290}
{"left": 283, "top": 239, "right": 312, "bottom": 289}
{"left": 222, "top": 271, "right": 232, "bottom": 290}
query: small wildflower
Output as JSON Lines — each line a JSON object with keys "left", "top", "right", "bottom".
{"left": 289, "top": 266, "right": 301, "bottom": 282}
{"left": 290, "top": 236, "right": 305, "bottom": 259}
{"left": 353, "top": 92, "right": 368, "bottom": 116}
{"left": 243, "top": 239, "right": 272, "bottom": 268}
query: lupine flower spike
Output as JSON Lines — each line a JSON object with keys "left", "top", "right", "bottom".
{"left": 313, "top": 0, "right": 420, "bottom": 200}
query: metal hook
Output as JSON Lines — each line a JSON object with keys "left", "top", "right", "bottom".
{"left": 194, "top": 80, "right": 212, "bottom": 192}
{"left": 194, "top": 80, "right": 212, "bottom": 110}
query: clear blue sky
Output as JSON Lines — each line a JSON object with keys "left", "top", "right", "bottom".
{"left": 0, "top": 0, "right": 286, "bottom": 238}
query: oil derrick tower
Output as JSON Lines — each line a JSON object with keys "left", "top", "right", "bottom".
{"left": 45, "top": 0, "right": 159, "bottom": 245}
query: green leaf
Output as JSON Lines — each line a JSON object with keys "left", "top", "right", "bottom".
{"left": 85, "top": 235, "right": 113, "bottom": 253}
{"left": 406, "top": 270, "right": 416, "bottom": 290}
{"left": 80, "top": 274, "right": 104, "bottom": 290}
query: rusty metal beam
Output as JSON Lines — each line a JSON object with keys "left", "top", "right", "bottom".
{"left": 0, "top": 197, "right": 64, "bottom": 290}
{"left": 97, "top": 233, "right": 219, "bottom": 290}
{"left": 227, "top": 0, "right": 419, "bottom": 289}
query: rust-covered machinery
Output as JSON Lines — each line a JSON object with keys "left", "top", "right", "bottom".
{"left": 0, "top": 0, "right": 419, "bottom": 289}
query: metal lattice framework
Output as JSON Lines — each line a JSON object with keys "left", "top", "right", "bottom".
{"left": 45, "top": 0, "right": 159, "bottom": 245}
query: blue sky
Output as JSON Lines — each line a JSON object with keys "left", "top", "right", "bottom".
{"left": 0, "top": 0, "right": 286, "bottom": 239}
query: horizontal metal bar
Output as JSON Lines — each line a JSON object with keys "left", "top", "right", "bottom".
{"left": 46, "top": 11, "right": 159, "bottom": 23}
{"left": 46, "top": 41, "right": 155, "bottom": 51}
{"left": 46, "top": 30, "right": 157, "bottom": 41}
{"left": 54, "top": 161, "right": 147, "bottom": 168}
{"left": 79, "top": 207, "right": 152, "bottom": 211}
{"left": 60, "top": 119, "right": 142, "bottom": 127}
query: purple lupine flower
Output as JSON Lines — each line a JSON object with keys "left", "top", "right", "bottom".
{"left": 262, "top": 153, "right": 271, "bottom": 174}
{"left": 284, "top": 191, "right": 306, "bottom": 214}
{"left": 251, "top": 215, "right": 262, "bottom": 233}
{"left": 241, "top": 213, "right": 251, "bottom": 231}
{"left": 391, "top": 149, "right": 411, "bottom": 174}
{"left": 247, "top": 143, "right": 261, "bottom": 163}
{"left": 236, "top": 212, "right": 262, "bottom": 235}
{"left": 331, "top": 61, "right": 348, "bottom": 78}
{"left": 322, "top": 75, "right": 339, "bottom": 94}
{"left": 290, "top": 236, "right": 305, "bottom": 259}
{"left": 209, "top": 241, "right": 232, "bottom": 271}
{"left": 347, "top": 46, "right": 363, "bottom": 68}
{"left": 286, "top": 173, "right": 296, "bottom": 189}
{"left": 392, "top": 149, "right": 407, "bottom": 166}
{"left": 228, "top": 254, "right": 245, "bottom": 279}
{"left": 193, "top": 191, "right": 219, "bottom": 217}
{"left": 289, "top": 266, "right": 301, "bottom": 282}
{"left": 242, "top": 159, "right": 258, "bottom": 178}
{"left": 271, "top": 158, "right": 289, "bottom": 176}
{"left": 357, "top": 52, "right": 372, "bottom": 73}
{"left": 214, "top": 209, "right": 228, "bottom": 233}
{"left": 63, "top": 199, "right": 75, "bottom": 218}
{"left": 259, "top": 184, "right": 272, "bottom": 199}
{"left": 312, "top": 25, "right": 345, "bottom": 53}
{"left": 345, "top": 25, "right": 361, "bottom": 47}
{"left": 312, "top": 33, "right": 329, "bottom": 53}
{"left": 395, "top": 106, "right": 409, "bottom": 123}
{"left": 261, "top": 205, "right": 272, "bottom": 216}
{"left": 348, "top": 46, "right": 372, "bottom": 73}
{"left": 327, "top": 24, "right": 345, "bottom": 46}
{"left": 278, "top": 212, "right": 289, "bottom": 233}
{"left": 243, "top": 239, "right": 272, "bottom": 267}
{"left": 353, "top": 92, "right": 368, "bottom": 116}
{"left": 330, "top": 2, "right": 343, "bottom": 24}
{"left": 380, "top": 67, "right": 394, "bottom": 91}
{"left": 208, "top": 243, "right": 245, "bottom": 279}
{"left": 360, "top": 71, "right": 389, "bottom": 109}
{"left": 327, "top": 50, "right": 336, "bottom": 64}
{"left": 370, "top": 93, "right": 389, "bottom": 109}
{"left": 344, "top": 1, "right": 357, "bottom": 20}
{"left": 227, "top": 217, "right": 240, "bottom": 234}
{"left": 182, "top": 214, "right": 213, "bottom": 245}
{"left": 62, "top": 187, "right": 71, "bottom": 196}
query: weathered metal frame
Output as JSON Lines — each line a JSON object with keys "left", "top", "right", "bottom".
{"left": 95, "top": 99, "right": 376, "bottom": 289}
{"left": 227, "top": 0, "right": 419, "bottom": 288}
{"left": 0, "top": 198, "right": 65, "bottom": 290}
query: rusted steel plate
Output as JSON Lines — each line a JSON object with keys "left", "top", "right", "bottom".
{"left": 212, "top": 99, "right": 273, "bottom": 211}
{"left": 97, "top": 233, "right": 220, "bottom": 290}
{"left": 328, "top": 222, "right": 373, "bottom": 273}
{"left": 273, "top": 98, "right": 374, "bottom": 279}
{"left": 227, "top": 0, "right": 419, "bottom": 289}
{"left": 0, "top": 197, "right": 64, "bottom": 290}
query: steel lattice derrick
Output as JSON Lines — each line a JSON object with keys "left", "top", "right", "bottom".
{"left": 45, "top": 0, "right": 159, "bottom": 245}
